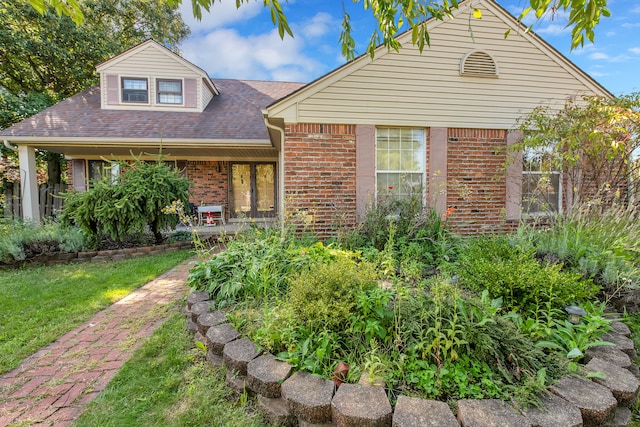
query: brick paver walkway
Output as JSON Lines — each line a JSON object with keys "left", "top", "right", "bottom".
{"left": 0, "top": 260, "right": 194, "bottom": 427}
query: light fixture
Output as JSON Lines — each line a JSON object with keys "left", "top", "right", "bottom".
{"left": 565, "top": 305, "right": 587, "bottom": 324}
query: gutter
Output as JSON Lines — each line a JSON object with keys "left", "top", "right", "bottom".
{"left": 262, "top": 110, "right": 286, "bottom": 227}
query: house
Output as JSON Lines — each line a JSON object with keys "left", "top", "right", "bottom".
{"left": 1, "top": 0, "right": 612, "bottom": 236}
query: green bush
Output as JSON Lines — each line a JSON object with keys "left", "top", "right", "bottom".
{"left": 518, "top": 202, "right": 640, "bottom": 310}
{"left": 60, "top": 157, "right": 190, "bottom": 244}
{"left": 0, "top": 218, "right": 87, "bottom": 263}
{"left": 456, "top": 236, "right": 598, "bottom": 313}
{"left": 341, "top": 195, "right": 460, "bottom": 277}
{"left": 288, "top": 253, "right": 377, "bottom": 331}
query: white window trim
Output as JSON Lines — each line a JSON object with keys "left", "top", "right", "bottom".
{"left": 156, "top": 78, "right": 185, "bottom": 106}
{"left": 521, "top": 147, "right": 562, "bottom": 217}
{"left": 374, "top": 127, "right": 427, "bottom": 202}
{"left": 87, "top": 160, "right": 120, "bottom": 188}
{"left": 121, "top": 76, "right": 150, "bottom": 105}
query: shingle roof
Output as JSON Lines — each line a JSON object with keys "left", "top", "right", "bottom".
{"left": 0, "top": 79, "right": 304, "bottom": 141}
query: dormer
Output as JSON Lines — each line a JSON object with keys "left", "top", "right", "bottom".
{"left": 96, "top": 40, "right": 218, "bottom": 112}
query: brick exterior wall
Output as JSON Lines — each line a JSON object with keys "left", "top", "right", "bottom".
{"left": 284, "top": 123, "right": 357, "bottom": 236}
{"left": 187, "top": 161, "right": 228, "bottom": 219}
{"left": 445, "top": 128, "right": 517, "bottom": 235}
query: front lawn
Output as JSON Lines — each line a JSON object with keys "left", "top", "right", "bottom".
{"left": 74, "top": 310, "right": 266, "bottom": 427}
{"left": 0, "top": 250, "right": 192, "bottom": 374}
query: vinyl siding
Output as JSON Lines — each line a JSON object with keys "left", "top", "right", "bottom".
{"left": 100, "top": 44, "right": 204, "bottom": 112}
{"left": 202, "top": 83, "right": 215, "bottom": 110}
{"left": 271, "top": 1, "right": 609, "bottom": 129}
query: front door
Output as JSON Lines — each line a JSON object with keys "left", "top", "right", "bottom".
{"left": 230, "top": 163, "right": 276, "bottom": 218}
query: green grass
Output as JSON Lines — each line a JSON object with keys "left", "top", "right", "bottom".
{"left": 0, "top": 250, "right": 193, "bottom": 374}
{"left": 74, "top": 311, "right": 267, "bottom": 427}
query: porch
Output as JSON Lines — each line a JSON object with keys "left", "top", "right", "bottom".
{"left": 175, "top": 217, "right": 279, "bottom": 241}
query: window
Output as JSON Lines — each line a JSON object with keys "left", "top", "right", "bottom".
{"left": 121, "top": 77, "right": 148, "bottom": 103}
{"left": 522, "top": 146, "right": 561, "bottom": 214}
{"left": 88, "top": 160, "right": 119, "bottom": 187}
{"left": 157, "top": 79, "right": 183, "bottom": 104}
{"left": 376, "top": 128, "right": 425, "bottom": 200}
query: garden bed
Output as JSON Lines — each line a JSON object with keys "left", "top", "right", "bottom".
{"left": 184, "top": 200, "right": 640, "bottom": 426}
{"left": 0, "top": 240, "right": 193, "bottom": 269}
{"left": 185, "top": 290, "right": 639, "bottom": 426}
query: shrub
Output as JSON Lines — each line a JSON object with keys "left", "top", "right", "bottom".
{"left": 519, "top": 202, "right": 640, "bottom": 310}
{"left": 288, "top": 253, "right": 377, "bottom": 331}
{"left": 60, "top": 157, "right": 190, "bottom": 244}
{"left": 0, "top": 218, "right": 87, "bottom": 263}
{"left": 456, "top": 236, "right": 598, "bottom": 313}
{"left": 341, "top": 194, "right": 460, "bottom": 276}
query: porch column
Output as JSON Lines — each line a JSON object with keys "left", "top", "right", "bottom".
{"left": 18, "top": 145, "right": 41, "bottom": 222}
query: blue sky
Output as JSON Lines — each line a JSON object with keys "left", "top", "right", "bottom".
{"left": 179, "top": 0, "right": 639, "bottom": 95}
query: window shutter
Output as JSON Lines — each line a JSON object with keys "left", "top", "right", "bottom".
{"left": 72, "top": 159, "right": 87, "bottom": 192}
{"left": 184, "top": 78, "right": 197, "bottom": 108}
{"left": 505, "top": 131, "right": 523, "bottom": 220}
{"left": 106, "top": 74, "right": 120, "bottom": 105}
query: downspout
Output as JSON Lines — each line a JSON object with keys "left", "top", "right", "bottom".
{"left": 4, "top": 140, "right": 18, "bottom": 152}
{"left": 262, "top": 111, "right": 286, "bottom": 229}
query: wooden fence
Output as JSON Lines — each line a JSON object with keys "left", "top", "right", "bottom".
{"left": 2, "top": 183, "right": 66, "bottom": 219}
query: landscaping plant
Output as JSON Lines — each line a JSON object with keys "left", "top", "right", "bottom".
{"left": 60, "top": 156, "right": 190, "bottom": 244}
{"left": 0, "top": 217, "right": 87, "bottom": 263}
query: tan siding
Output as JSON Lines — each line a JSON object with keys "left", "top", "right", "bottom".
{"left": 202, "top": 84, "right": 214, "bottom": 109}
{"left": 100, "top": 44, "right": 204, "bottom": 112}
{"left": 286, "top": 3, "right": 606, "bottom": 129}
{"left": 104, "top": 46, "right": 201, "bottom": 79}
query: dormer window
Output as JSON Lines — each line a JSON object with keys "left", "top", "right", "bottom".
{"left": 157, "top": 79, "right": 183, "bottom": 104}
{"left": 122, "top": 77, "right": 149, "bottom": 103}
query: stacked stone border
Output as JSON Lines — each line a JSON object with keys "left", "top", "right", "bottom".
{"left": 186, "top": 291, "right": 640, "bottom": 427}
{"left": 0, "top": 241, "right": 193, "bottom": 269}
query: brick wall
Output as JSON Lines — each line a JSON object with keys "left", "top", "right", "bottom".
{"left": 187, "top": 161, "right": 228, "bottom": 216}
{"left": 446, "top": 128, "right": 516, "bottom": 235}
{"left": 284, "top": 123, "right": 357, "bottom": 237}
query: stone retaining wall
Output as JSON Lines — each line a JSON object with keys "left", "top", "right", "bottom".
{"left": 186, "top": 291, "right": 640, "bottom": 427}
{"left": 0, "top": 241, "right": 193, "bottom": 269}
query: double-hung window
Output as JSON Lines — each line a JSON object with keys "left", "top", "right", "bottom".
{"left": 88, "top": 160, "right": 119, "bottom": 188}
{"left": 121, "top": 77, "right": 148, "bottom": 103}
{"left": 376, "top": 128, "right": 426, "bottom": 200}
{"left": 157, "top": 79, "right": 183, "bottom": 104}
{"left": 522, "top": 146, "right": 561, "bottom": 214}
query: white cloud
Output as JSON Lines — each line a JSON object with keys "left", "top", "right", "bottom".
{"left": 589, "top": 52, "right": 610, "bottom": 60}
{"left": 630, "top": 47, "right": 640, "bottom": 54}
{"left": 589, "top": 70, "right": 608, "bottom": 77}
{"left": 571, "top": 44, "right": 598, "bottom": 55}
{"left": 622, "top": 22, "right": 640, "bottom": 28}
{"left": 181, "top": 26, "right": 326, "bottom": 82}
{"left": 606, "top": 31, "right": 616, "bottom": 37}
{"left": 179, "top": 9, "right": 344, "bottom": 82}
{"left": 536, "top": 23, "right": 570, "bottom": 35}
{"left": 299, "top": 12, "right": 336, "bottom": 39}
{"left": 632, "top": 5, "right": 640, "bottom": 13}
{"left": 179, "top": 0, "right": 263, "bottom": 35}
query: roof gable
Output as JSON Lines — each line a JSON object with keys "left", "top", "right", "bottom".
{"left": 267, "top": 0, "right": 611, "bottom": 127}
{"left": 97, "top": 39, "right": 218, "bottom": 96}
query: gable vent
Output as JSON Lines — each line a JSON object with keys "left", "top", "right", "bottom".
{"left": 460, "top": 50, "right": 498, "bottom": 77}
